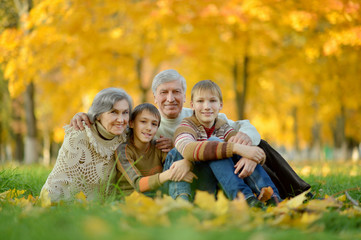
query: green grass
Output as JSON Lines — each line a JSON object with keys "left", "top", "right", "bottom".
{"left": 1, "top": 162, "right": 361, "bottom": 240}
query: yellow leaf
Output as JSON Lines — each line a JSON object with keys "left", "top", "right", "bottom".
{"left": 258, "top": 186, "right": 274, "bottom": 203}
{"left": 194, "top": 190, "right": 229, "bottom": 216}
{"left": 336, "top": 194, "right": 347, "bottom": 202}
{"left": 305, "top": 198, "right": 342, "bottom": 211}
{"left": 39, "top": 189, "right": 52, "bottom": 208}
{"left": 83, "top": 216, "right": 109, "bottom": 237}
{"left": 282, "top": 189, "right": 310, "bottom": 209}
{"left": 75, "top": 191, "right": 87, "bottom": 202}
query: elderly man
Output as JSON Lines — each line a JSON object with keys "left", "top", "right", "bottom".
{"left": 71, "top": 69, "right": 310, "bottom": 199}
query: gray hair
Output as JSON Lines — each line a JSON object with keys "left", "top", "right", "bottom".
{"left": 151, "top": 69, "right": 187, "bottom": 94}
{"left": 88, "top": 87, "right": 133, "bottom": 123}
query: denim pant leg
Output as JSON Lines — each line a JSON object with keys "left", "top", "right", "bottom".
{"left": 163, "top": 148, "right": 192, "bottom": 199}
{"left": 207, "top": 157, "right": 254, "bottom": 200}
{"left": 193, "top": 161, "right": 218, "bottom": 195}
{"left": 244, "top": 164, "right": 281, "bottom": 198}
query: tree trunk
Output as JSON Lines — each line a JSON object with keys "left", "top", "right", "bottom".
{"left": 292, "top": 106, "right": 300, "bottom": 152}
{"left": 24, "top": 82, "right": 38, "bottom": 164}
{"left": 332, "top": 106, "right": 347, "bottom": 160}
{"left": 135, "top": 57, "right": 148, "bottom": 103}
{"left": 232, "top": 54, "right": 249, "bottom": 120}
{"left": 43, "top": 131, "right": 50, "bottom": 166}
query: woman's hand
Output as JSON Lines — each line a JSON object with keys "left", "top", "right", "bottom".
{"left": 70, "top": 112, "right": 92, "bottom": 130}
{"left": 155, "top": 135, "right": 174, "bottom": 153}
{"left": 234, "top": 157, "right": 257, "bottom": 178}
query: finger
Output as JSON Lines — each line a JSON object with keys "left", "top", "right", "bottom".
{"left": 82, "top": 117, "right": 92, "bottom": 128}
{"left": 161, "top": 148, "right": 171, "bottom": 153}
{"left": 238, "top": 168, "right": 249, "bottom": 178}
{"left": 76, "top": 118, "right": 84, "bottom": 130}
{"left": 234, "top": 162, "right": 245, "bottom": 174}
{"left": 156, "top": 138, "right": 169, "bottom": 144}
{"left": 228, "top": 136, "right": 235, "bottom": 143}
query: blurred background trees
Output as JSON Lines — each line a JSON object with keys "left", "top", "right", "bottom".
{"left": 0, "top": 0, "right": 360, "bottom": 164}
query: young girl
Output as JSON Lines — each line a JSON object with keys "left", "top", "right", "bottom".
{"left": 115, "top": 103, "right": 196, "bottom": 197}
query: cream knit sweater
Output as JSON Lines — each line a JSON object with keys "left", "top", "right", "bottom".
{"left": 41, "top": 121, "right": 125, "bottom": 202}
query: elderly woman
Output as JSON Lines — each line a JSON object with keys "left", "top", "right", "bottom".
{"left": 41, "top": 88, "right": 132, "bottom": 202}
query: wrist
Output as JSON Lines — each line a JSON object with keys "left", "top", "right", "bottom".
{"left": 159, "top": 171, "right": 170, "bottom": 184}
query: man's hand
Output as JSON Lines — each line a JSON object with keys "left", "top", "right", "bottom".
{"left": 234, "top": 144, "right": 265, "bottom": 164}
{"left": 155, "top": 135, "right": 173, "bottom": 153}
{"left": 70, "top": 112, "right": 92, "bottom": 130}
{"left": 234, "top": 157, "right": 257, "bottom": 178}
{"left": 228, "top": 132, "right": 252, "bottom": 146}
{"left": 169, "top": 159, "right": 193, "bottom": 181}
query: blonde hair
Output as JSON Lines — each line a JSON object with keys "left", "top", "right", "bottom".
{"left": 191, "top": 80, "right": 223, "bottom": 103}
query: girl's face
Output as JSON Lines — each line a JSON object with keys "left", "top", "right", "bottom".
{"left": 98, "top": 99, "right": 130, "bottom": 135}
{"left": 130, "top": 110, "right": 160, "bottom": 146}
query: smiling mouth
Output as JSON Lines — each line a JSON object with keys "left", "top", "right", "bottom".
{"left": 142, "top": 133, "right": 152, "bottom": 137}
{"left": 164, "top": 104, "right": 178, "bottom": 108}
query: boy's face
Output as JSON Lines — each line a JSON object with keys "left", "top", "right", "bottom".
{"left": 190, "top": 90, "right": 222, "bottom": 128}
{"left": 130, "top": 110, "right": 160, "bottom": 145}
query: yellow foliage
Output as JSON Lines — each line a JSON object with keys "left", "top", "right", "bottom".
{"left": 39, "top": 188, "right": 52, "bottom": 208}
{"left": 75, "top": 191, "right": 88, "bottom": 202}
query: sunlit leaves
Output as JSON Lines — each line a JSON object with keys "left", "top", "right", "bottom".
{"left": 1, "top": 187, "right": 359, "bottom": 231}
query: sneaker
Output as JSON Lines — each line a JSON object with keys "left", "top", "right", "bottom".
{"left": 246, "top": 196, "right": 266, "bottom": 209}
{"left": 267, "top": 195, "right": 282, "bottom": 206}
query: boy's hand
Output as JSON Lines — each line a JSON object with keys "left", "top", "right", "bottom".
{"left": 234, "top": 157, "right": 257, "bottom": 178}
{"left": 155, "top": 135, "right": 173, "bottom": 153}
{"left": 181, "top": 171, "right": 198, "bottom": 183}
{"left": 169, "top": 159, "right": 193, "bottom": 181}
{"left": 70, "top": 112, "right": 92, "bottom": 130}
{"left": 228, "top": 132, "right": 252, "bottom": 145}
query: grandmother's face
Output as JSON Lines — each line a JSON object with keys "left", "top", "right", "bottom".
{"left": 98, "top": 99, "right": 130, "bottom": 135}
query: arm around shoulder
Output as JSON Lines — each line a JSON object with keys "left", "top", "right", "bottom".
{"left": 218, "top": 113, "right": 261, "bottom": 145}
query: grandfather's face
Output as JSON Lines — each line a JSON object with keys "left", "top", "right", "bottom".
{"left": 154, "top": 80, "right": 185, "bottom": 119}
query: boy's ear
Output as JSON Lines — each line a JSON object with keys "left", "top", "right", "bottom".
{"left": 190, "top": 101, "right": 194, "bottom": 110}
{"left": 129, "top": 121, "right": 134, "bottom": 128}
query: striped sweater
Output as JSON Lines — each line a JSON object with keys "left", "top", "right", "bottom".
{"left": 174, "top": 114, "right": 237, "bottom": 162}
{"left": 115, "top": 140, "right": 167, "bottom": 195}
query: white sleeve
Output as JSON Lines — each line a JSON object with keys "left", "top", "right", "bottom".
{"left": 218, "top": 113, "right": 261, "bottom": 145}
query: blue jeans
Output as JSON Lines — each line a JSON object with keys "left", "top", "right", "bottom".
{"left": 164, "top": 138, "right": 280, "bottom": 201}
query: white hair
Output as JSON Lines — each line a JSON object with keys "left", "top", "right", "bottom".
{"left": 151, "top": 69, "right": 187, "bottom": 94}
{"left": 88, "top": 88, "right": 133, "bottom": 122}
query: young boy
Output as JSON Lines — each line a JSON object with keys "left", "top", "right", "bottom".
{"left": 115, "top": 103, "right": 197, "bottom": 197}
{"left": 167, "top": 80, "right": 281, "bottom": 207}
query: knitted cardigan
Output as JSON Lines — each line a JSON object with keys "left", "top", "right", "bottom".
{"left": 41, "top": 121, "right": 126, "bottom": 202}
